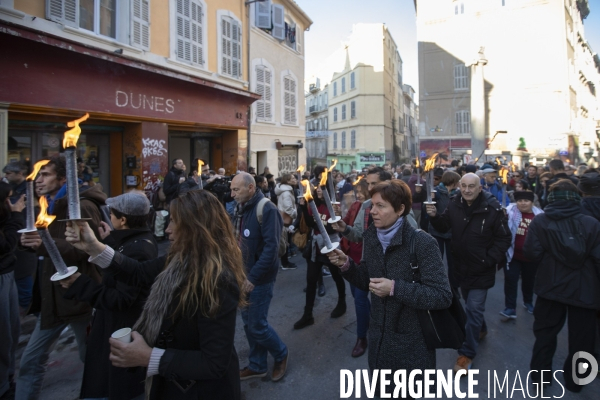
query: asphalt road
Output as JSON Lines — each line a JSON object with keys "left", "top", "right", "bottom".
{"left": 16, "top": 242, "right": 600, "bottom": 399}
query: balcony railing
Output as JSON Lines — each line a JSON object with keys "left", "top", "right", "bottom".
{"left": 309, "top": 105, "right": 318, "bottom": 114}
{"left": 306, "top": 130, "right": 331, "bottom": 138}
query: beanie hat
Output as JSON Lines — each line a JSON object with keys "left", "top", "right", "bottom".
{"left": 465, "top": 165, "right": 477, "bottom": 173}
{"left": 578, "top": 172, "right": 600, "bottom": 196}
{"left": 513, "top": 191, "right": 534, "bottom": 202}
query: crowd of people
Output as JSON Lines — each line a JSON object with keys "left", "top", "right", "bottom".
{"left": 1, "top": 154, "right": 599, "bottom": 399}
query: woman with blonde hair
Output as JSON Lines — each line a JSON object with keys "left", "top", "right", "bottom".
{"left": 65, "top": 190, "right": 246, "bottom": 400}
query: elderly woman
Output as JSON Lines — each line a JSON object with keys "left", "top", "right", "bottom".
{"left": 65, "top": 190, "right": 246, "bottom": 400}
{"left": 275, "top": 173, "right": 298, "bottom": 269}
{"left": 328, "top": 180, "right": 452, "bottom": 395}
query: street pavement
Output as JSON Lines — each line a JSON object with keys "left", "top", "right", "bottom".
{"left": 16, "top": 241, "right": 600, "bottom": 399}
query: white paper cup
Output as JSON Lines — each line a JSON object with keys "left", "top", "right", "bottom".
{"left": 111, "top": 328, "right": 132, "bottom": 343}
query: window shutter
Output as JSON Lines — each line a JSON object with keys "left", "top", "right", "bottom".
{"left": 221, "top": 18, "right": 232, "bottom": 75}
{"left": 190, "top": 1, "right": 204, "bottom": 65}
{"left": 342, "top": 131, "right": 346, "bottom": 149}
{"left": 231, "top": 22, "right": 242, "bottom": 78}
{"left": 351, "top": 101, "right": 356, "bottom": 118}
{"left": 264, "top": 68, "right": 272, "bottom": 120}
{"left": 272, "top": 4, "right": 285, "bottom": 40}
{"left": 256, "top": 66, "right": 266, "bottom": 120}
{"left": 176, "top": 0, "right": 204, "bottom": 65}
{"left": 351, "top": 130, "right": 356, "bottom": 148}
{"left": 255, "top": 0, "right": 271, "bottom": 29}
{"left": 351, "top": 72, "right": 355, "bottom": 89}
{"left": 131, "top": 0, "right": 150, "bottom": 50}
{"left": 46, "top": 0, "right": 78, "bottom": 27}
{"left": 333, "top": 132, "right": 337, "bottom": 149}
{"left": 283, "top": 75, "right": 296, "bottom": 124}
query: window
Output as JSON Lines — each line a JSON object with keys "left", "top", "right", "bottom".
{"left": 283, "top": 74, "right": 297, "bottom": 124}
{"left": 350, "top": 72, "right": 355, "bottom": 89}
{"left": 351, "top": 130, "right": 356, "bottom": 149}
{"left": 333, "top": 107, "right": 338, "bottom": 122}
{"left": 454, "top": 64, "right": 468, "bottom": 90}
{"left": 272, "top": 4, "right": 285, "bottom": 40}
{"left": 333, "top": 82, "right": 337, "bottom": 96}
{"left": 78, "top": 0, "right": 116, "bottom": 38}
{"left": 454, "top": 1, "right": 464, "bottom": 14}
{"left": 341, "top": 131, "right": 346, "bottom": 149}
{"left": 342, "top": 77, "right": 346, "bottom": 93}
{"left": 255, "top": 64, "right": 273, "bottom": 122}
{"left": 131, "top": 0, "right": 150, "bottom": 50}
{"left": 255, "top": 0, "right": 272, "bottom": 28}
{"left": 324, "top": 117, "right": 328, "bottom": 130}
{"left": 351, "top": 101, "right": 356, "bottom": 118}
{"left": 333, "top": 132, "right": 338, "bottom": 149}
{"left": 342, "top": 104, "right": 346, "bottom": 120}
{"left": 220, "top": 14, "right": 242, "bottom": 78}
{"left": 456, "top": 110, "right": 470, "bottom": 134}
{"left": 176, "top": 0, "right": 205, "bottom": 66}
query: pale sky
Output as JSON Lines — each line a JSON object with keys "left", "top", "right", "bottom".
{"left": 299, "top": 0, "right": 600, "bottom": 103}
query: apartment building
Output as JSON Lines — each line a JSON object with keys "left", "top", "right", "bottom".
{"left": 305, "top": 79, "right": 330, "bottom": 170}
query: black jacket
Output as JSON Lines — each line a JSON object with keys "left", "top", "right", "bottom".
{"left": 163, "top": 167, "right": 185, "bottom": 204}
{"left": 429, "top": 191, "right": 511, "bottom": 290}
{"left": 546, "top": 172, "right": 579, "bottom": 188}
{"left": 524, "top": 200, "right": 600, "bottom": 309}
{"left": 0, "top": 211, "right": 24, "bottom": 275}
{"left": 581, "top": 197, "right": 600, "bottom": 222}
{"left": 106, "top": 253, "right": 241, "bottom": 400}
{"left": 64, "top": 228, "right": 157, "bottom": 400}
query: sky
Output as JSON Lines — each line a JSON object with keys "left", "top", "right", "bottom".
{"left": 299, "top": 0, "right": 600, "bottom": 100}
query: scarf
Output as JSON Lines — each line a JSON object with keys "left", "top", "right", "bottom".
{"left": 376, "top": 217, "right": 403, "bottom": 253}
{"left": 547, "top": 190, "right": 582, "bottom": 204}
{"left": 232, "top": 190, "right": 262, "bottom": 243}
{"left": 47, "top": 183, "right": 68, "bottom": 214}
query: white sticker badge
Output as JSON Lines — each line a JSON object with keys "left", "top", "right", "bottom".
{"left": 244, "top": 229, "right": 250, "bottom": 237}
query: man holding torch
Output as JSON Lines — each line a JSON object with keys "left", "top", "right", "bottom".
{"left": 16, "top": 156, "right": 106, "bottom": 400}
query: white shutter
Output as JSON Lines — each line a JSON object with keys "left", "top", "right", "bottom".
{"left": 255, "top": 0, "right": 271, "bottom": 29}
{"left": 176, "top": 0, "right": 204, "bottom": 65}
{"left": 131, "top": 0, "right": 150, "bottom": 50}
{"left": 231, "top": 22, "right": 241, "bottom": 78}
{"left": 264, "top": 68, "right": 272, "bottom": 119}
{"left": 284, "top": 75, "right": 296, "bottom": 124}
{"left": 46, "top": 0, "right": 78, "bottom": 27}
{"left": 221, "top": 18, "right": 232, "bottom": 75}
{"left": 256, "top": 66, "right": 266, "bottom": 120}
{"left": 272, "top": 4, "right": 285, "bottom": 40}
{"left": 190, "top": 1, "right": 204, "bottom": 65}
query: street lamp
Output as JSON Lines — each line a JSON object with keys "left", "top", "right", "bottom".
{"left": 475, "top": 130, "right": 507, "bottom": 163}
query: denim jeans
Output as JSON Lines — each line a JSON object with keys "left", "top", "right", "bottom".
{"left": 0, "top": 272, "right": 20, "bottom": 398}
{"left": 241, "top": 282, "right": 288, "bottom": 373}
{"left": 16, "top": 317, "right": 89, "bottom": 400}
{"left": 503, "top": 259, "right": 538, "bottom": 309}
{"left": 459, "top": 288, "right": 488, "bottom": 359}
{"left": 350, "top": 284, "right": 370, "bottom": 339}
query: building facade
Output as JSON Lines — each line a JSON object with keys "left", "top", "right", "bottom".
{"left": 417, "top": 0, "right": 600, "bottom": 166}
{"left": 248, "top": 0, "right": 312, "bottom": 176}
{"left": 0, "top": 0, "right": 259, "bottom": 197}
{"left": 305, "top": 79, "right": 330, "bottom": 170}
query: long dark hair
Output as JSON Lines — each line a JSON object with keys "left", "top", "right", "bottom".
{"left": 0, "top": 182, "right": 12, "bottom": 226}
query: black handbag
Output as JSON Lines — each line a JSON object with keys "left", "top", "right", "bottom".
{"left": 410, "top": 230, "right": 467, "bottom": 350}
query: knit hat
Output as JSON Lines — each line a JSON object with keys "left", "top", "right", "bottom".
{"left": 434, "top": 167, "right": 444, "bottom": 177}
{"left": 106, "top": 191, "right": 150, "bottom": 216}
{"left": 514, "top": 191, "right": 534, "bottom": 202}
{"left": 547, "top": 189, "right": 582, "bottom": 204}
{"left": 578, "top": 172, "right": 600, "bottom": 196}
{"left": 465, "top": 165, "right": 477, "bottom": 173}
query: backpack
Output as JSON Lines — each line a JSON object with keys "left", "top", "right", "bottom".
{"left": 256, "top": 198, "right": 287, "bottom": 258}
{"left": 546, "top": 217, "right": 589, "bottom": 269}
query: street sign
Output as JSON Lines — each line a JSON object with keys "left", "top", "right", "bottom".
{"left": 559, "top": 150, "right": 568, "bottom": 156}
{"left": 420, "top": 151, "right": 427, "bottom": 158}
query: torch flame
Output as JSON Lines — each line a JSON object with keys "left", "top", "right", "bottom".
{"left": 197, "top": 159, "right": 205, "bottom": 174}
{"left": 296, "top": 165, "right": 305, "bottom": 173}
{"left": 499, "top": 168, "right": 509, "bottom": 185}
{"left": 415, "top": 158, "right": 420, "bottom": 169}
{"left": 511, "top": 164, "right": 516, "bottom": 172}
{"left": 352, "top": 175, "right": 363, "bottom": 186}
{"left": 495, "top": 157, "right": 501, "bottom": 166}
{"left": 319, "top": 171, "right": 328, "bottom": 187}
{"left": 328, "top": 159, "right": 338, "bottom": 172}
{"left": 35, "top": 196, "right": 56, "bottom": 229}
{"left": 301, "top": 180, "right": 313, "bottom": 202}
{"left": 26, "top": 160, "right": 50, "bottom": 181}
{"left": 502, "top": 156, "right": 507, "bottom": 161}
{"left": 62, "top": 113, "right": 90, "bottom": 148}
{"left": 424, "top": 153, "right": 438, "bottom": 173}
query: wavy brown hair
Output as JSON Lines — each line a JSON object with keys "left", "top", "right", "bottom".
{"left": 168, "top": 190, "right": 246, "bottom": 318}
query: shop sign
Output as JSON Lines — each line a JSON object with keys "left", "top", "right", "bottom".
{"left": 360, "top": 154, "right": 384, "bottom": 162}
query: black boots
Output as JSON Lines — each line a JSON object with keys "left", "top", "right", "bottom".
{"left": 293, "top": 313, "right": 314, "bottom": 329}
{"left": 330, "top": 298, "right": 346, "bottom": 318}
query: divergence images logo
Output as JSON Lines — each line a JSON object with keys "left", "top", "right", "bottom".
{"left": 572, "top": 351, "right": 598, "bottom": 386}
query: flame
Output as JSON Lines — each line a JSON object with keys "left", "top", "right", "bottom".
{"left": 35, "top": 196, "right": 56, "bottom": 229}
{"left": 499, "top": 168, "right": 509, "bottom": 185}
{"left": 502, "top": 156, "right": 507, "bottom": 161}
{"left": 511, "top": 164, "right": 516, "bottom": 172}
{"left": 415, "top": 158, "right": 420, "bottom": 169}
{"left": 424, "top": 153, "right": 438, "bottom": 172}
{"left": 328, "top": 159, "right": 338, "bottom": 172}
{"left": 352, "top": 175, "right": 363, "bottom": 186}
{"left": 296, "top": 165, "right": 304, "bottom": 173}
{"left": 495, "top": 157, "right": 501, "bottom": 166}
{"left": 301, "top": 180, "right": 313, "bottom": 202}
{"left": 62, "top": 113, "right": 89, "bottom": 148}
{"left": 319, "top": 171, "right": 328, "bottom": 187}
{"left": 197, "top": 159, "right": 205, "bottom": 173}
{"left": 26, "top": 160, "right": 50, "bottom": 181}
{"left": 475, "top": 157, "right": 479, "bottom": 162}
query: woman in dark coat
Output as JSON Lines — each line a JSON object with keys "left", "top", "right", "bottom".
{"left": 327, "top": 180, "right": 452, "bottom": 395}
{"left": 65, "top": 190, "right": 246, "bottom": 400}
{"left": 60, "top": 191, "right": 157, "bottom": 400}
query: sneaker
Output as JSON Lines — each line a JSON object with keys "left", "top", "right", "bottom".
{"left": 453, "top": 355, "right": 472, "bottom": 374}
{"left": 281, "top": 262, "right": 297, "bottom": 270}
{"left": 240, "top": 367, "right": 267, "bottom": 381}
{"left": 322, "top": 268, "right": 332, "bottom": 277}
{"left": 523, "top": 303, "right": 534, "bottom": 314}
{"left": 500, "top": 308, "right": 517, "bottom": 320}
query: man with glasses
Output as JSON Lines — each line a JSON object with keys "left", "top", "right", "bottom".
{"left": 426, "top": 173, "right": 511, "bottom": 374}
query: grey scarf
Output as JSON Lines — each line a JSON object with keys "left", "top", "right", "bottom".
{"left": 376, "top": 217, "right": 403, "bottom": 253}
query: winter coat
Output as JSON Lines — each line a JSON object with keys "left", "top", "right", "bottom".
{"left": 413, "top": 183, "right": 453, "bottom": 240}
{"left": 429, "top": 191, "right": 511, "bottom": 290}
{"left": 483, "top": 180, "right": 510, "bottom": 207}
{"left": 505, "top": 203, "right": 543, "bottom": 263}
{"left": 303, "top": 198, "right": 340, "bottom": 263}
{"left": 524, "top": 200, "right": 600, "bottom": 309}
{"left": 274, "top": 183, "right": 297, "bottom": 220}
{"left": 0, "top": 211, "right": 24, "bottom": 275}
{"left": 104, "top": 253, "right": 241, "bottom": 400}
{"left": 163, "top": 167, "right": 185, "bottom": 204}
{"left": 546, "top": 172, "right": 579, "bottom": 189}
{"left": 31, "top": 183, "right": 106, "bottom": 329}
{"left": 7, "top": 180, "right": 37, "bottom": 280}
{"left": 342, "top": 221, "right": 452, "bottom": 376}
{"left": 64, "top": 228, "right": 157, "bottom": 400}
{"left": 581, "top": 196, "right": 600, "bottom": 222}
{"left": 341, "top": 201, "right": 364, "bottom": 263}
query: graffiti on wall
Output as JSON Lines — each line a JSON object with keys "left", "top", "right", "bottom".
{"left": 278, "top": 150, "right": 298, "bottom": 175}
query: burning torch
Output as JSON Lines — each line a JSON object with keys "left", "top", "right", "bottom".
{"left": 301, "top": 180, "right": 339, "bottom": 254}
{"left": 319, "top": 170, "right": 341, "bottom": 224}
{"left": 18, "top": 160, "right": 50, "bottom": 233}
{"left": 423, "top": 153, "right": 438, "bottom": 205}
{"left": 327, "top": 159, "right": 339, "bottom": 204}
{"left": 296, "top": 165, "right": 305, "bottom": 198}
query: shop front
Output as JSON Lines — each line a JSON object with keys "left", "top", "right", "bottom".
{"left": 357, "top": 153, "right": 386, "bottom": 171}
{"left": 1, "top": 22, "right": 257, "bottom": 196}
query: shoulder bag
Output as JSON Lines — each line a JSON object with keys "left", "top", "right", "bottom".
{"left": 410, "top": 230, "right": 467, "bottom": 350}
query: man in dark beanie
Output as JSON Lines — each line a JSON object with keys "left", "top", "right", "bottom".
{"left": 524, "top": 179, "right": 600, "bottom": 393}
{"left": 579, "top": 170, "right": 600, "bottom": 222}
